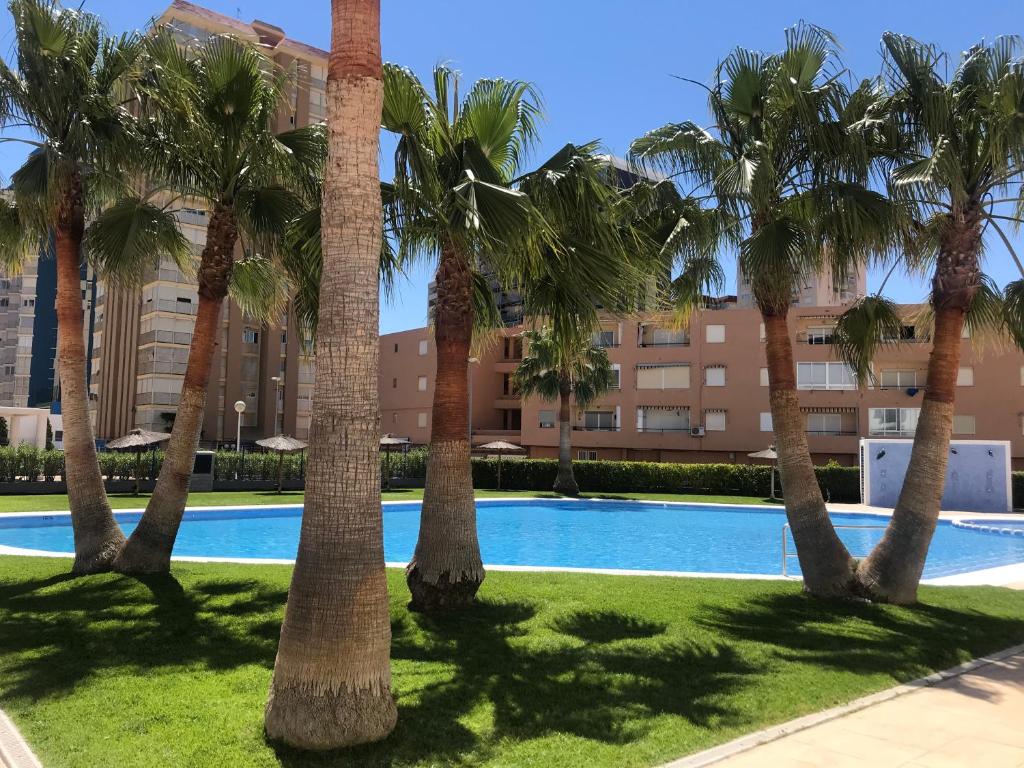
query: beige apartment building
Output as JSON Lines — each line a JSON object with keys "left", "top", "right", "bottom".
{"left": 379, "top": 301, "right": 1024, "bottom": 471}
{"left": 90, "top": 0, "right": 326, "bottom": 444}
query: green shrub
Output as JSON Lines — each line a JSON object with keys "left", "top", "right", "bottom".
{"left": 213, "top": 451, "right": 305, "bottom": 482}
{"left": 380, "top": 447, "right": 428, "bottom": 480}
{"left": 469, "top": 457, "right": 862, "bottom": 503}
{"left": 41, "top": 450, "right": 64, "bottom": 481}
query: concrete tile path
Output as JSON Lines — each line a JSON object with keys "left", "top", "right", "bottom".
{"left": 706, "top": 652, "right": 1024, "bottom": 767}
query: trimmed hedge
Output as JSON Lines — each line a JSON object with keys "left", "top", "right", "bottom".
{"left": 213, "top": 451, "right": 305, "bottom": 482}
{"left": 470, "top": 457, "right": 865, "bottom": 503}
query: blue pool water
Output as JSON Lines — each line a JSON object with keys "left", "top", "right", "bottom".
{"left": 2, "top": 500, "right": 1023, "bottom": 578}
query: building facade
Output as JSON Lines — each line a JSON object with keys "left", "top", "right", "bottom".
{"left": 89, "top": 0, "right": 326, "bottom": 444}
{"left": 379, "top": 303, "right": 1024, "bottom": 470}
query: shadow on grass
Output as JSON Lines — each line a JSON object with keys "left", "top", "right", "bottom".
{"left": 0, "top": 573, "right": 287, "bottom": 702}
{"left": 552, "top": 610, "right": 668, "bottom": 643}
{"left": 701, "top": 591, "right": 1024, "bottom": 689}
{"left": 277, "top": 601, "right": 754, "bottom": 768}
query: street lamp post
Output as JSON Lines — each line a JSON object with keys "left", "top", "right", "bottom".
{"left": 233, "top": 400, "right": 246, "bottom": 480}
{"left": 270, "top": 375, "right": 283, "bottom": 436}
{"left": 233, "top": 400, "right": 246, "bottom": 452}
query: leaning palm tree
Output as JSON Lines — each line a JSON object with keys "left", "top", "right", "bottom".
{"left": 0, "top": 0, "right": 187, "bottom": 572}
{"left": 112, "top": 33, "right": 324, "bottom": 574}
{"left": 630, "top": 24, "right": 904, "bottom": 597}
{"left": 264, "top": 0, "right": 397, "bottom": 747}
{"left": 383, "top": 64, "right": 547, "bottom": 611}
{"left": 514, "top": 326, "right": 614, "bottom": 495}
{"left": 833, "top": 34, "right": 1024, "bottom": 603}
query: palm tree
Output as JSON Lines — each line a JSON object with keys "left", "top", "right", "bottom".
{"left": 0, "top": 0, "right": 187, "bottom": 572}
{"left": 383, "top": 64, "right": 546, "bottom": 612}
{"left": 264, "top": 0, "right": 396, "bottom": 747}
{"left": 514, "top": 326, "right": 614, "bottom": 495}
{"left": 630, "top": 24, "right": 903, "bottom": 597}
{"left": 112, "top": 33, "right": 324, "bottom": 574}
{"left": 834, "top": 35, "right": 1024, "bottom": 603}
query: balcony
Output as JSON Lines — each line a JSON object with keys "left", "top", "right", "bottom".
{"left": 573, "top": 426, "right": 620, "bottom": 432}
{"left": 639, "top": 340, "right": 690, "bottom": 348}
{"left": 636, "top": 427, "right": 690, "bottom": 433}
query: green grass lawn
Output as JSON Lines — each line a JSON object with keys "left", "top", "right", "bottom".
{"left": 1, "top": 556, "right": 1023, "bottom": 767}
{"left": 0, "top": 488, "right": 780, "bottom": 514}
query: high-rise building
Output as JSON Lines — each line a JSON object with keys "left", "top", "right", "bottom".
{"left": 90, "top": 0, "right": 327, "bottom": 443}
{"left": 0, "top": 240, "right": 92, "bottom": 410}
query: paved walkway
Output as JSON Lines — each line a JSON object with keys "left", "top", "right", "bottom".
{"left": 703, "top": 652, "right": 1024, "bottom": 767}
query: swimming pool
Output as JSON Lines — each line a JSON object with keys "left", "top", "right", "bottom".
{"left": 1, "top": 500, "right": 1023, "bottom": 579}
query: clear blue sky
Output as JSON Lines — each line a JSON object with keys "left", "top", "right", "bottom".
{"left": 2, "top": 1, "right": 1022, "bottom": 333}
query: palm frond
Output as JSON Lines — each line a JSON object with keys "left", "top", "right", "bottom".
{"left": 84, "top": 198, "right": 191, "bottom": 288}
{"left": 832, "top": 295, "right": 905, "bottom": 383}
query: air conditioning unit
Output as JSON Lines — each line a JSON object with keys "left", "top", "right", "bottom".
{"left": 690, "top": 426, "right": 705, "bottom": 437}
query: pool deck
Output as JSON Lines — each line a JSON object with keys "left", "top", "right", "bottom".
{"left": 666, "top": 644, "right": 1024, "bottom": 768}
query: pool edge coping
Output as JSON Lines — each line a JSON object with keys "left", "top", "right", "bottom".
{"left": 658, "top": 640, "right": 1024, "bottom": 768}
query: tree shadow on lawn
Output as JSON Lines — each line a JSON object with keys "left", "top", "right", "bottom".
{"left": 277, "top": 601, "right": 756, "bottom": 768}
{"left": 0, "top": 573, "right": 287, "bottom": 702}
{"left": 701, "top": 590, "right": 1024, "bottom": 691}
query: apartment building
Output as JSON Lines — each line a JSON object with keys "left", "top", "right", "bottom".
{"left": 89, "top": 0, "right": 326, "bottom": 443}
{"left": 0, "top": 246, "right": 91, "bottom": 410}
{"left": 379, "top": 303, "right": 1024, "bottom": 471}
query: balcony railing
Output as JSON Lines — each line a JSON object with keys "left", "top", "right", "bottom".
{"left": 637, "top": 427, "right": 691, "bottom": 433}
{"left": 805, "top": 429, "right": 858, "bottom": 436}
{"left": 573, "top": 425, "right": 620, "bottom": 432}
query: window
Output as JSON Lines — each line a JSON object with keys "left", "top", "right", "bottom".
{"left": 54, "top": 431, "right": 63, "bottom": 441}
{"left": 704, "top": 411, "right": 726, "bottom": 431}
{"left": 760, "top": 412, "right": 773, "bottom": 432}
{"left": 392, "top": 412, "right": 398, "bottom": 424}
{"left": 637, "top": 407, "right": 689, "bottom": 432}
{"left": 394, "top": 343, "right": 398, "bottom": 353}
{"left": 869, "top": 407, "right": 920, "bottom": 436}
{"left": 956, "top": 367, "right": 974, "bottom": 386}
{"left": 242, "top": 328, "right": 259, "bottom": 344}
{"left": 609, "top": 365, "right": 621, "bottom": 389}
{"left": 578, "top": 450, "right": 598, "bottom": 461}
{"left": 952, "top": 415, "right": 976, "bottom": 435}
{"left": 760, "top": 368, "right": 769, "bottom": 387}
{"left": 880, "top": 369, "right": 918, "bottom": 388}
{"left": 883, "top": 325, "right": 917, "bottom": 341}
{"left": 806, "top": 326, "right": 834, "bottom": 345}
{"left": 705, "top": 366, "right": 726, "bottom": 387}
{"left": 417, "top": 412, "right": 427, "bottom": 428}
{"left": 417, "top": 375, "right": 427, "bottom": 392}
{"left": 806, "top": 412, "right": 843, "bottom": 435}
{"left": 583, "top": 411, "right": 616, "bottom": 430}
{"left": 538, "top": 410, "right": 556, "bottom": 428}
{"left": 796, "top": 362, "right": 855, "bottom": 390}
{"left": 636, "top": 364, "right": 690, "bottom": 390}
{"left": 592, "top": 329, "right": 617, "bottom": 347}
{"left": 392, "top": 377, "right": 397, "bottom": 388}
{"left": 418, "top": 340, "right": 428, "bottom": 356}
{"left": 706, "top": 324, "right": 726, "bottom": 343}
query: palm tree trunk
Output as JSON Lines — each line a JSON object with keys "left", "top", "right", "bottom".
{"left": 55, "top": 175, "right": 125, "bottom": 573}
{"left": 265, "top": 0, "right": 396, "bottom": 745}
{"left": 113, "top": 207, "right": 237, "bottom": 574}
{"left": 856, "top": 217, "right": 980, "bottom": 603}
{"left": 406, "top": 240, "right": 484, "bottom": 612}
{"left": 552, "top": 380, "right": 579, "bottom": 496}
{"left": 763, "top": 310, "right": 856, "bottom": 596}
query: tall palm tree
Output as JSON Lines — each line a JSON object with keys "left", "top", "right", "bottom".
{"left": 264, "top": 0, "right": 396, "bottom": 747}
{"left": 630, "top": 24, "right": 903, "bottom": 597}
{"left": 383, "top": 64, "right": 546, "bottom": 612}
{"left": 0, "top": 0, "right": 187, "bottom": 572}
{"left": 514, "top": 326, "right": 614, "bottom": 495}
{"left": 112, "top": 33, "right": 324, "bottom": 574}
{"left": 834, "top": 35, "right": 1024, "bottom": 603}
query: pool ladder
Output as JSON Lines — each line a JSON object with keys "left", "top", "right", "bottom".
{"left": 781, "top": 523, "right": 888, "bottom": 577}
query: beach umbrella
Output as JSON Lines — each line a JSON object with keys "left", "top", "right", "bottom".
{"left": 256, "top": 435, "right": 308, "bottom": 494}
{"left": 105, "top": 428, "right": 171, "bottom": 495}
{"left": 748, "top": 445, "right": 779, "bottom": 499}
{"left": 477, "top": 440, "right": 524, "bottom": 491}
{"left": 379, "top": 434, "right": 411, "bottom": 490}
